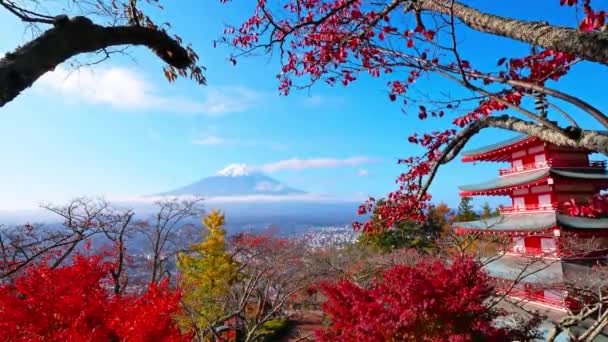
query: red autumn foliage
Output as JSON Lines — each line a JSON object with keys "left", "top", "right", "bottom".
{"left": 0, "top": 254, "right": 190, "bottom": 342}
{"left": 317, "top": 257, "right": 540, "bottom": 342}
{"left": 220, "top": 0, "right": 606, "bottom": 234}
{"left": 562, "top": 194, "right": 608, "bottom": 218}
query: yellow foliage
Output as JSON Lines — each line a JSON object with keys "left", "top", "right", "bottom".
{"left": 177, "top": 210, "right": 238, "bottom": 328}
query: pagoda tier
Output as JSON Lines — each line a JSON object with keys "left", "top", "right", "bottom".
{"left": 453, "top": 212, "right": 608, "bottom": 234}
{"left": 462, "top": 135, "right": 539, "bottom": 162}
{"left": 461, "top": 134, "right": 593, "bottom": 163}
{"left": 452, "top": 133, "right": 608, "bottom": 310}
{"left": 458, "top": 167, "right": 608, "bottom": 197}
{"left": 486, "top": 255, "right": 596, "bottom": 310}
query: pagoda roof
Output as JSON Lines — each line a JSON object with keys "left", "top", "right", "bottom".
{"left": 454, "top": 212, "right": 556, "bottom": 232}
{"left": 459, "top": 169, "right": 548, "bottom": 195}
{"left": 453, "top": 212, "right": 608, "bottom": 232}
{"left": 485, "top": 256, "right": 602, "bottom": 286}
{"left": 461, "top": 135, "right": 537, "bottom": 162}
{"left": 484, "top": 255, "right": 564, "bottom": 284}
{"left": 458, "top": 168, "right": 608, "bottom": 195}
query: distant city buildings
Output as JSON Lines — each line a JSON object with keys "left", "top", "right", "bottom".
{"left": 293, "top": 225, "right": 360, "bottom": 248}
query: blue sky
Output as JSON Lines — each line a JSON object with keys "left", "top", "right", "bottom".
{"left": 0, "top": 0, "right": 607, "bottom": 210}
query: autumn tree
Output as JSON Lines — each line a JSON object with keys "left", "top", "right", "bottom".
{"left": 0, "top": 198, "right": 135, "bottom": 281}
{"left": 138, "top": 197, "right": 204, "bottom": 284}
{"left": 0, "top": 253, "right": 190, "bottom": 341}
{"left": 455, "top": 196, "right": 479, "bottom": 222}
{"left": 0, "top": 0, "right": 205, "bottom": 108}
{"left": 317, "top": 257, "right": 541, "bottom": 342}
{"left": 222, "top": 233, "right": 317, "bottom": 342}
{"left": 221, "top": 0, "right": 608, "bottom": 232}
{"left": 177, "top": 210, "right": 238, "bottom": 340}
{"left": 426, "top": 202, "right": 452, "bottom": 238}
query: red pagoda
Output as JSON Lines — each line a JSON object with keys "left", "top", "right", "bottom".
{"left": 452, "top": 134, "right": 608, "bottom": 309}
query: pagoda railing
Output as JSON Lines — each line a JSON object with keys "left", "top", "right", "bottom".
{"left": 498, "top": 159, "right": 606, "bottom": 176}
{"left": 499, "top": 203, "right": 558, "bottom": 214}
{"left": 495, "top": 287, "right": 565, "bottom": 309}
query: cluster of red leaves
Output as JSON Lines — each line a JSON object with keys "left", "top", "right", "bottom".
{"left": 0, "top": 254, "right": 190, "bottom": 342}
{"left": 317, "top": 257, "right": 539, "bottom": 342}
{"left": 221, "top": 0, "right": 602, "bottom": 234}
{"left": 223, "top": 0, "right": 438, "bottom": 96}
{"left": 562, "top": 194, "right": 608, "bottom": 218}
{"left": 561, "top": 0, "right": 606, "bottom": 32}
{"left": 502, "top": 50, "right": 576, "bottom": 83}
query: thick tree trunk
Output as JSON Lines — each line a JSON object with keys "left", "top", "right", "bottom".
{"left": 0, "top": 16, "right": 192, "bottom": 107}
{"left": 418, "top": 0, "right": 608, "bottom": 66}
{"left": 418, "top": 115, "right": 608, "bottom": 200}
{"left": 483, "top": 115, "right": 608, "bottom": 155}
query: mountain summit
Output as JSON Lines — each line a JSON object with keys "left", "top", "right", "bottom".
{"left": 216, "top": 163, "right": 253, "bottom": 177}
{"left": 160, "top": 164, "right": 305, "bottom": 197}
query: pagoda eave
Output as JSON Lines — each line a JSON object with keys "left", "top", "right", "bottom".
{"left": 461, "top": 135, "right": 539, "bottom": 163}
{"left": 458, "top": 178, "right": 550, "bottom": 197}
{"left": 454, "top": 214, "right": 608, "bottom": 235}
{"left": 453, "top": 227, "right": 555, "bottom": 236}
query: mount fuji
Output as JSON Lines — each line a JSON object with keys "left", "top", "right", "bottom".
{"left": 160, "top": 164, "right": 306, "bottom": 197}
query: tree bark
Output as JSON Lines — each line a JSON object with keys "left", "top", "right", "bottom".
{"left": 0, "top": 16, "right": 192, "bottom": 108}
{"left": 483, "top": 116, "right": 608, "bottom": 154}
{"left": 418, "top": 0, "right": 608, "bottom": 66}
{"left": 418, "top": 115, "right": 608, "bottom": 201}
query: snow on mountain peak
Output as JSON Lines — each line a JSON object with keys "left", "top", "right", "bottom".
{"left": 216, "top": 164, "right": 253, "bottom": 177}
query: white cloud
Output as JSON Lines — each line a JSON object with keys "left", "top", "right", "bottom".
{"left": 37, "top": 66, "right": 260, "bottom": 115}
{"left": 192, "top": 135, "right": 288, "bottom": 151}
{"left": 356, "top": 169, "right": 369, "bottom": 177}
{"left": 257, "top": 157, "right": 376, "bottom": 173}
{"left": 192, "top": 136, "right": 236, "bottom": 145}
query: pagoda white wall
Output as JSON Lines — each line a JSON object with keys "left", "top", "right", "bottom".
{"left": 541, "top": 238, "right": 557, "bottom": 253}
{"left": 512, "top": 238, "right": 524, "bottom": 253}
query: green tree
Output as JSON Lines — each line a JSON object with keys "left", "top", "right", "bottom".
{"left": 493, "top": 207, "right": 502, "bottom": 217}
{"left": 358, "top": 220, "right": 429, "bottom": 252}
{"left": 481, "top": 202, "right": 502, "bottom": 219}
{"left": 177, "top": 210, "right": 238, "bottom": 335}
{"left": 359, "top": 199, "right": 438, "bottom": 252}
{"left": 481, "top": 202, "right": 493, "bottom": 219}
{"left": 456, "top": 197, "right": 479, "bottom": 222}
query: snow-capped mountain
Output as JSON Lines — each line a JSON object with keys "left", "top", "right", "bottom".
{"left": 160, "top": 164, "right": 306, "bottom": 197}
{"left": 216, "top": 164, "right": 252, "bottom": 177}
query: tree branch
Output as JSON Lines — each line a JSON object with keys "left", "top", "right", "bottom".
{"left": 418, "top": 0, "right": 608, "bottom": 66}
{"left": 0, "top": 16, "right": 193, "bottom": 107}
{"left": 417, "top": 115, "right": 608, "bottom": 200}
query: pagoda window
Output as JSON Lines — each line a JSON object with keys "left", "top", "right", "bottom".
{"left": 534, "top": 153, "right": 547, "bottom": 167}
{"left": 513, "top": 197, "right": 525, "bottom": 209}
{"left": 541, "top": 238, "right": 556, "bottom": 252}
{"left": 512, "top": 159, "right": 524, "bottom": 171}
{"left": 513, "top": 238, "right": 525, "bottom": 253}
{"left": 538, "top": 194, "right": 552, "bottom": 208}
